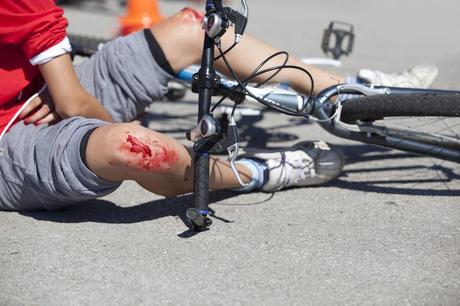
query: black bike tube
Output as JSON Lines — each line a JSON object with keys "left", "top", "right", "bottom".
{"left": 193, "top": 35, "right": 215, "bottom": 212}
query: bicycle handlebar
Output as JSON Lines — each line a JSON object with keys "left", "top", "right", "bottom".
{"left": 177, "top": 64, "right": 460, "bottom": 120}
{"left": 177, "top": 65, "right": 313, "bottom": 114}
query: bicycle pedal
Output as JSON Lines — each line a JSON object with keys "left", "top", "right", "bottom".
{"left": 321, "top": 21, "right": 355, "bottom": 60}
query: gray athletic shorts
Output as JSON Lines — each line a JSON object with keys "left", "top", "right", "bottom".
{"left": 0, "top": 30, "right": 174, "bottom": 211}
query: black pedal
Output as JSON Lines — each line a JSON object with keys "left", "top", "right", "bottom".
{"left": 321, "top": 21, "right": 355, "bottom": 60}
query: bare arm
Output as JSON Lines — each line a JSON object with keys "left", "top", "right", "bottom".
{"left": 38, "top": 53, "right": 113, "bottom": 122}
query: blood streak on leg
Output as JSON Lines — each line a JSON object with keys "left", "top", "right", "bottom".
{"left": 126, "top": 135, "right": 152, "bottom": 158}
{"left": 120, "top": 135, "right": 178, "bottom": 170}
{"left": 181, "top": 7, "right": 204, "bottom": 23}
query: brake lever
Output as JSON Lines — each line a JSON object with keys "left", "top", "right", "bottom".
{"left": 186, "top": 114, "right": 220, "bottom": 142}
{"left": 204, "top": 0, "right": 248, "bottom": 44}
{"left": 188, "top": 114, "right": 249, "bottom": 187}
{"left": 228, "top": 0, "right": 248, "bottom": 43}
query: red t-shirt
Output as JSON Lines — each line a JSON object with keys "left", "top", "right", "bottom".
{"left": 0, "top": 0, "right": 68, "bottom": 132}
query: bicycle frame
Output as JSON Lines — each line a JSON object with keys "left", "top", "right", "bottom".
{"left": 183, "top": 0, "right": 460, "bottom": 231}
{"left": 66, "top": 11, "right": 460, "bottom": 167}
{"left": 313, "top": 86, "right": 460, "bottom": 163}
{"left": 178, "top": 65, "right": 460, "bottom": 163}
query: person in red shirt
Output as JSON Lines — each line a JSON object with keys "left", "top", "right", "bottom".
{"left": 0, "top": 1, "right": 112, "bottom": 134}
{"left": 0, "top": 1, "right": 437, "bottom": 210}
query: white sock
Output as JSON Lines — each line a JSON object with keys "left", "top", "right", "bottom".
{"left": 232, "top": 158, "right": 267, "bottom": 192}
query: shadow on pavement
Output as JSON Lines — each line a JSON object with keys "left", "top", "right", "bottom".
{"left": 334, "top": 144, "right": 460, "bottom": 196}
{"left": 20, "top": 190, "right": 230, "bottom": 224}
{"left": 331, "top": 178, "right": 460, "bottom": 196}
{"left": 237, "top": 114, "right": 306, "bottom": 148}
{"left": 339, "top": 144, "right": 419, "bottom": 163}
{"left": 19, "top": 141, "right": 458, "bottom": 230}
{"left": 146, "top": 107, "right": 307, "bottom": 148}
{"left": 19, "top": 189, "right": 273, "bottom": 226}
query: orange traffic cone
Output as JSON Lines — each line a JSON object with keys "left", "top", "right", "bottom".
{"left": 119, "top": 0, "right": 164, "bottom": 36}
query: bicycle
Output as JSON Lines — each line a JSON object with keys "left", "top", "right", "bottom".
{"left": 69, "top": 0, "right": 460, "bottom": 232}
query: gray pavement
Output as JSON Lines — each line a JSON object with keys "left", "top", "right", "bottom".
{"left": 1, "top": 0, "right": 460, "bottom": 305}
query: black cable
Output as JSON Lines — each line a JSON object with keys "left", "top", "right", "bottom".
{"left": 216, "top": 44, "right": 315, "bottom": 117}
{"left": 247, "top": 51, "right": 289, "bottom": 88}
{"left": 244, "top": 65, "right": 315, "bottom": 115}
{"left": 211, "top": 94, "right": 228, "bottom": 112}
{"left": 211, "top": 51, "right": 290, "bottom": 113}
{"left": 231, "top": 102, "right": 237, "bottom": 117}
{"left": 243, "top": 64, "right": 315, "bottom": 104}
{"left": 214, "top": 42, "right": 237, "bottom": 61}
{"left": 220, "top": 52, "right": 302, "bottom": 116}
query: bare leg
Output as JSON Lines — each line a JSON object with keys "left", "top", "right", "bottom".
{"left": 85, "top": 9, "right": 345, "bottom": 198}
{"left": 85, "top": 123, "right": 252, "bottom": 197}
{"left": 216, "top": 34, "right": 344, "bottom": 95}
{"left": 151, "top": 8, "right": 344, "bottom": 95}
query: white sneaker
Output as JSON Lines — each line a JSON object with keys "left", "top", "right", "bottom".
{"left": 358, "top": 65, "right": 438, "bottom": 89}
{"left": 242, "top": 141, "right": 345, "bottom": 192}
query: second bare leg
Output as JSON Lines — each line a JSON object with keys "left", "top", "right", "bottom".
{"left": 151, "top": 8, "right": 344, "bottom": 96}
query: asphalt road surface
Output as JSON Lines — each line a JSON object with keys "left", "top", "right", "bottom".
{"left": 1, "top": 1, "right": 459, "bottom": 305}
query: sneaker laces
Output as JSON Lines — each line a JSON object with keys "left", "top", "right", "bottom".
{"left": 267, "top": 152, "right": 316, "bottom": 189}
{"left": 358, "top": 65, "right": 438, "bottom": 89}
{"left": 376, "top": 70, "right": 423, "bottom": 86}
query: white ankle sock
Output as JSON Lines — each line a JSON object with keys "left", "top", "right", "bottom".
{"left": 233, "top": 158, "right": 267, "bottom": 192}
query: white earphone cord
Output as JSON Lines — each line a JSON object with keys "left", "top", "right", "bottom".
{"left": 0, "top": 84, "right": 47, "bottom": 143}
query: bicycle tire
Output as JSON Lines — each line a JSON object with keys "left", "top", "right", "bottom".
{"left": 338, "top": 93, "right": 460, "bottom": 152}
{"left": 340, "top": 93, "right": 460, "bottom": 123}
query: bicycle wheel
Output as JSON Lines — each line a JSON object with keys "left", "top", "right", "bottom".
{"left": 340, "top": 93, "right": 460, "bottom": 151}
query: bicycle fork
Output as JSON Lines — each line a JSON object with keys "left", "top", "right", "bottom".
{"left": 186, "top": 35, "right": 217, "bottom": 231}
{"left": 186, "top": 0, "right": 249, "bottom": 231}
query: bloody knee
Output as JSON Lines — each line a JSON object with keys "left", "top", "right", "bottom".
{"left": 108, "top": 124, "right": 179, "bottom": 173}
{"left": 156, "top": 6, "right": 204, "bottom": 29}
{"left": 178, "top": 7, "right": 204, "bottom": 23}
